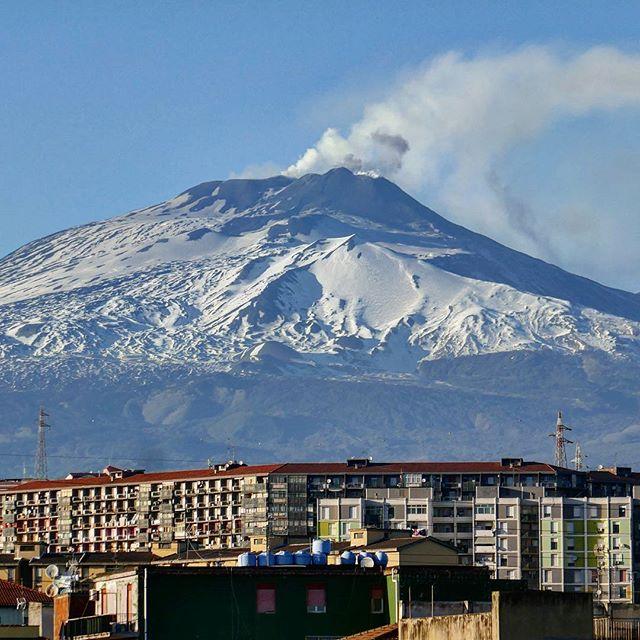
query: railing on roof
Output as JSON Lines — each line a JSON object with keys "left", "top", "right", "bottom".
{"left": 594, "top": 617, "right": 640, "bottom": 639}
{"left": 62, "top": 614, "right": 116, "bottom": 639}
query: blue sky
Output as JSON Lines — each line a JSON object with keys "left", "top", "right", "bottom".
{"left": 1, "top": 1, "right": 640, "bottom": 289}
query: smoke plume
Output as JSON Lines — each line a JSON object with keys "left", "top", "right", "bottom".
{"left": 285, "top": 46, "right": 640, "bottom": 289}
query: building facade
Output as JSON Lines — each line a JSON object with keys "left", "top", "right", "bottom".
{"left": 317, "top": 464, "right": 640, "bottom": 604}
{"left": 1, "top": 457, "right": 639, "bottom": 604}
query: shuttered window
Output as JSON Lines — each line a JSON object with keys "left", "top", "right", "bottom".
{"left": 371, "top": 587, "right": 384, "bottom": 614}
{"left": 307, "top": 584, "right": 326, "bottom": 613}
{"left": 256, "top": 584, "right": 276, "bottom": 614}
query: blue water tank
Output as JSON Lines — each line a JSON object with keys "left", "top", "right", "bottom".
{"left": 374, "top": 551, "right": 389, "bottom": 567}
{"left": 312, "top": 539, "right": 332, "bottom": 555}
{"left": 312, "top": 552, "right": 328, "bottom": 565}
{"left": 294, "top": 550, "right": 313, "bottom": 566}
{"left": 275, "top": 551, "right": 294, "bottom": 565}
{"left": 358, "top": 552, "right": 375, "bottom": 567}
{"left": 257, "top": 551, "right": 275, "bottom": 566}
{"left": 340, "top": 550, "right": 356, "bottom": 565}
{"left": 237, "top": 552, "right": 257, "bottom": 567}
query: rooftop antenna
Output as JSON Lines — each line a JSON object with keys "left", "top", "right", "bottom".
{"left": 572, "top": 442, "right": 586, "bottom": 471}
{"left": 34, "top": 406, "right": 50, "bottom": 480}
{"left": 549, "top": 410, "right": 572, "bottom": 468}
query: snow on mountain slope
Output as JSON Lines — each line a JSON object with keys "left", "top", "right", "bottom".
{"left": 1, "top": 168, "right": 640, "bottom": 376}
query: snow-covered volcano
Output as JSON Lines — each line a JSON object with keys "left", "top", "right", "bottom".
{"left": 2, "top": 168, "right": 639, "bottom": 371}
{"left": 1, "top": 168, "right": 639, "bottom": 472}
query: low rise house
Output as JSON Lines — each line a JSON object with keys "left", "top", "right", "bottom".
{"left": 30, "top": 552, "right": 157, "bottom": 595}
{"left": 0, "top": 579, "right": 52, "bottom": 638}
{"left": 0, "top": 555, "right": 27, "bottom": 585}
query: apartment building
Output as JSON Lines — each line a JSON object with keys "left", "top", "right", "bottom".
{"left": 2, "top": 456, "right": 639, "bottom": 605}
{"left": 0, "top": 463, "right": 279, "bottom": 554}
{"left": 317, "top": 463, "right": 640, "bottom": 604}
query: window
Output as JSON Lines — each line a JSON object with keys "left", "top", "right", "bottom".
{"left": 386, "top": 506, "right": 395, "bottom": 520}
{"left": 565, "top": 522, "right": 574, "bottom": 534}
{"left": 348, "top": 506, "right": 357, "bottom": 520}
{"left": 544, "top": 570, "right": 553, "bottom": 583}
{"left": 475, "top": 505, "right": 494, "bottom": 515}
{"left": 613, "top": 537, "right": 621, "bottom": 550}
{"left": 550, "top": 539, "right": 558, "bottom": 551}
{"left": 506, "top": 506, "right": 515, "bottom": 518}
{"left": 408, "top": 505, "right": 428, "bottom": 516}
{"left": 619, "top": 586, "right": 627, "bottom": 599}
{"left": 550, "top": 521, "right": 559, "bottom": 534}
{"left": 619, "top": 569, "right": 628, "bottom": 582}
{"left": 566, "top": 538, "right": 575, "bottom": 551}
{"left": 550, "top": 554, "right": 559, "bottom": 567}
{"left": 371, "top": 587, "right": 384, "bottom": 614}
{"left": 589, "top": 506, "right": 599, "bottom": 518}
{"left": 404, "top": 473, "right": 423, "bottom": 487}
{"left": 542, "top": 505, "right": 552, "bottom": 518}
{"left": 307, "top": 585, "right": 326, "bottom": 613}
{"left": 619, "top": 506, "right": 627, "bottom": 518}
{"left": 320, "top": 507, "right": 330, "bottom": 520}
{"left": 612, "top": 522, "right": 620, "bottom": 534}
{"left": 507, "top": 570, "right": 517, "bottom": 580}
{"left": 257, "top": 585, "right": 276, "bottom": 614}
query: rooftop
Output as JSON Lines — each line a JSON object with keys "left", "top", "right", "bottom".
{"left": 30, "top": 552, "right": 159, "bottom": 565}
{"left": 0, "top": 459, "right": 588, "bottom": 492}
{"left": 0, "top": 579, "right": 52, "bottom": 607}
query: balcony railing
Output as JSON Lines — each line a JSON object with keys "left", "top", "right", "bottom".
{"left": 62, "top": 614, "right": 121, "bottom": 639}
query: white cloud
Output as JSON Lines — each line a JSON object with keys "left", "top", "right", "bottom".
{"left": 285, "top": 46, "right": 640, "bottom": 289}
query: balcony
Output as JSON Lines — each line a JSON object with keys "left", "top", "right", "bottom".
{"left": 63, "top": 615, "right": 137, "bottom": 639}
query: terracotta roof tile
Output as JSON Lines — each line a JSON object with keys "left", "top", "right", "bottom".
{"left": 7, "top": 464, "right": 284, "bottom": 492}
{"left": 1, "top": 460, "right": 568, "bottom": 493}
{"left": 277, "top": 461, "right": 560, "bottom": 474}
{"left": 0, "top": 579, "right": 52, "bottom": 606}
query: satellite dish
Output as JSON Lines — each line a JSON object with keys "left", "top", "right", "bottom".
{"left": 45, "top": 565, "right": 59, "bottom": 579}
{"left": 46, "top": 583, "right": 59, "bottom": 597}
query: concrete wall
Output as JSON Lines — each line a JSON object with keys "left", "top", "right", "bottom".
{"left": 400, "top": 590, "right": 593, "bottom": 640}
{"left": 493, "top": 589, "right": 593, "bottom": 640}
{"left": 400, "top": 613, "right": 492, "bottom": 640}
{"left": 28, "top": 602, "right": 53, "bottom": 640}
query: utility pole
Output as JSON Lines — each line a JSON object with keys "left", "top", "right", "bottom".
{"left": 34, "top": 407, "right": 50, "bottom": 480}
{"left": 549, "top": 411, "right": 573, "bottom": 468}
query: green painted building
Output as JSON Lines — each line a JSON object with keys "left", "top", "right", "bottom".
{"left": 80, "top": 564, "right": 522, "bottom": 639}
